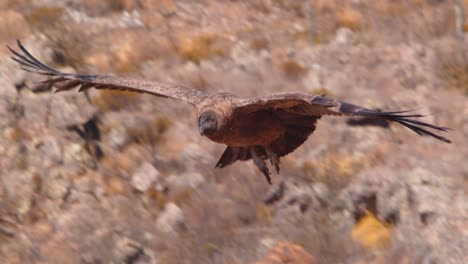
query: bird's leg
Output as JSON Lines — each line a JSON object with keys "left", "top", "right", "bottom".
{"left": 265, "top": 146, "right": 280, "bottom": 174}
{"left": 249, "top": 147, "right": 272, "bottom": 184}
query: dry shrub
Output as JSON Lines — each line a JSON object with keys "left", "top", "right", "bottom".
{"left": 275, "top": 0, "right": 306, "bottom": 16}
{"left": 146, "top": 187, "right": 167, "bottom": 209}
{"left": 302, "top": 152, "right": 363, "bottom": 191}
{"left": 281, "top": 59, "right": 306, "bottom": 79}
{"left": 5, "top": 127, "right": 29, "bottom": 142}
{"left": 179, "top": 34, "right": 225, "bottom": 64}
{"left": 443, "top": 63, "right": 468, "bottom": 95}
{"left": 92, "top": 90, "right": 139, "bottom": 112}
{"left": 336, "top": 7, "right": 362, "bottom": 31}
{"left": 78, "top": 0, "right": 141, "bottom": 16}
{"left": 84, "top": 30, "right": 170, "bottom": 72}
{"left": 100, "top": 150, "right": 138, "bottom": 175}
{"left": 437, "top": 42, "right": 468, "bottom": 95}
{"left": 25, "top": 6, "right": 66, "bottom": 31}
{"left": 105, "top": 176, "right": 129, "bottom": 196}
{"left": 250, "top": 37, "right": 269, "bottom": 51}
{"left": 248, "top": 0, "right": 272, "bottom": 14}
{"left": 126, "top": 116, "right": 171, "bottom": 145}
{"left": 256, "top": 203, "right": 275, "bottom": 224}
{"left": 376, "top": 2, "right": 409, "bottom": 17}
{"left": 115, "top": 62, "right": 139, "bottom": 74}
{"left": 311, "top": 87, "right": 333, "bottom": 96}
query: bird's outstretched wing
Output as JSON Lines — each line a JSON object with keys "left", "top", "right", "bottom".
{"left": 235, "top": 92, "right": 452, "bottom": 143}
{"left": 7, "top": 40, "right": 208, "bottom": 106}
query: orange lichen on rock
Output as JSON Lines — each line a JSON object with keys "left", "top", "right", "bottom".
{"left": 351, "top": 212, "right": 393, "bottom": 250}
{"left": 253, "top": 241, "right": 315, "bottom": 264}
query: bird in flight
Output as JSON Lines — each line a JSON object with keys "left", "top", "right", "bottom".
{"left": 8, "top": 40, "right": 451, "bottom": 184}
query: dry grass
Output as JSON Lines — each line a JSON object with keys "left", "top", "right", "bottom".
{"left": 126, "top": 116, "right": 171, "bottom": 145}
{"left": 104, "top": 176, "right": 129, "bottom": 196}
{"left": 281, "top": 59, "right": 306, "bottom": 79}
{"left": 92, "top": 90, "right": 139, "bottom": 112}
{"left": 250, "top": 37, "right": 269, "bottom": 51}
{"left": 443, "top": 63, "right": 468, "bottom": 94}
{"left": 5, "top": 127, "right": 29, "bottom": 142}
{"left": 25, "top": 6, "right": 66, "bottom": 30}
{"left": 179, "top": 34, "right": 226, "bottom": 64}
{"left": 437, "top": 42, "right": 468, "bottom": 95}
{"left": 376, "top": 3, "right": 410, "bottom": 17}
{"left": 302, "top": 152, "right": 364, "bottom": 191}
{"left": 146, "top": 187, "right": 167, "bottom": 209}
{"left": 256, "top": 203, "right": 275, "bottom": 224}
{"left": 79, "top": 0, "right": 140, "bottom": 16}
{"left": 311, "top": 87, "right": 333, "bottom": 97}
{"left": 100, "top": 150, "right": 138, "bottom": 175}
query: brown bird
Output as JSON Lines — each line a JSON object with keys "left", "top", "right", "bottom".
{"left": 8, "top": 40, "right": 451, "bottom": 184}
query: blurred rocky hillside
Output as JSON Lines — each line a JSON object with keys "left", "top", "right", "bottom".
{"left": 0, "top": 0, "right": 467, "bottom": 263}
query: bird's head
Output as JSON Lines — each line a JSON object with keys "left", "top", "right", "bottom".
{"left": 198, "top": 111, "right": 220, "bottom": 136}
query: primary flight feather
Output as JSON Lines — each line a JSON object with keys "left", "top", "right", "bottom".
{"left": 8, "top": 40, "right": 451, "bottom": 184}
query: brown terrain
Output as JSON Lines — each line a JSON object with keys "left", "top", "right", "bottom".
{"left": 0, "top": 0, "right": 467, "bottom": 263}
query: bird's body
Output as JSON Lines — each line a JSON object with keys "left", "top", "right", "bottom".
{"left": 8, "top": 40, "right": 451, "bottom": 184}
{"left": 203, "top": 102, "right": 285, "bottom": 147}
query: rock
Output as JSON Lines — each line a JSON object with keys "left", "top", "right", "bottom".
{"left": 230, "top": 40, "right": 271, "bottom": 71}
{"left": 2, "top": 170, "right": 34, "bottom": 217}
{"left": 165, "top": 172, "right": 205, "bottom": 190}
{"left": 107, "top": 125, "right": 131, "bottom": 150}
{"left": 333, "top": 27, "right": 355, "bottom": 46}
{"left": 180, "top": 143, "right": 214, "bottom": 167}
{"left": 113, "top": 237, "right": 156, "bottom": 264}
{"left": 302, "top": 64, "right": 323, "bottom": 91}
{"left": 43, "top": 169, "right": 71, "bottom": 200}
{"left": 29, "top": 136, "right": 63, "bottom": 169}
{"left": 156, "top": 202, "right": 185, "bottom": 235}
{"left": 271, "top": 181, "right": 326, "bottom": 224}
{"left": 48, "top": 92, "right": 98, "bottom": 128}
{"left": 257, "top": 237, "right": 278, "bottom": 256}
{"left": 312, "top": 182, "right": 329, "bottom": 205}
{"left": 253, "top": 241, "right": 315, "bottom": 264}
{"left": 131, "top": 162, "right": 160, "bottom": 192}
{"left": 63, "top": 143, "right": 92, "bottom": 167}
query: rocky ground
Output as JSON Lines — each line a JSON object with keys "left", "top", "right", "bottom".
{"left": 0, "top": 0, "right": 467, "bottom": 263}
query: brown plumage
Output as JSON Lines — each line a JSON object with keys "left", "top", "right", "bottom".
{"left": 8, "top": 40, "right": 452, "bottom": 184}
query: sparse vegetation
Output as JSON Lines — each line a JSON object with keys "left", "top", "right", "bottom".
{"left": 250, "top": 37, "right": 269, "bottom": 51}
{"left": 5, "top": 126, "right": 29, "bottom": 142}
{"left": 281, "top": 59, "right": 306, "bottom": 79}
{"left": 126, "top": 116, "right": 171, "bottom": 145}
{"left": 25, "top": 6, "right": 66, "bottom": 30}
{"left": 92, "top": 90, "right": 139, "bottom": 112}
{"left": 443, "top": 63, "right": 468, "bottom": 94}
{"left": 302, "top": 152, "right": 363, "bottom": 190}
{"left": 179, "top": 34, "right": 226, "bottom": 64}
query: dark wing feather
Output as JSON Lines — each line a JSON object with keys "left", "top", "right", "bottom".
{"left": 8, "top": 40, "right": 207, "bottom": 106}
{"left": 235, "top": 92, "right": 339, "bottom": 116}
{"left": 235, "top": 93, "right": 451, "bottom": 143}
